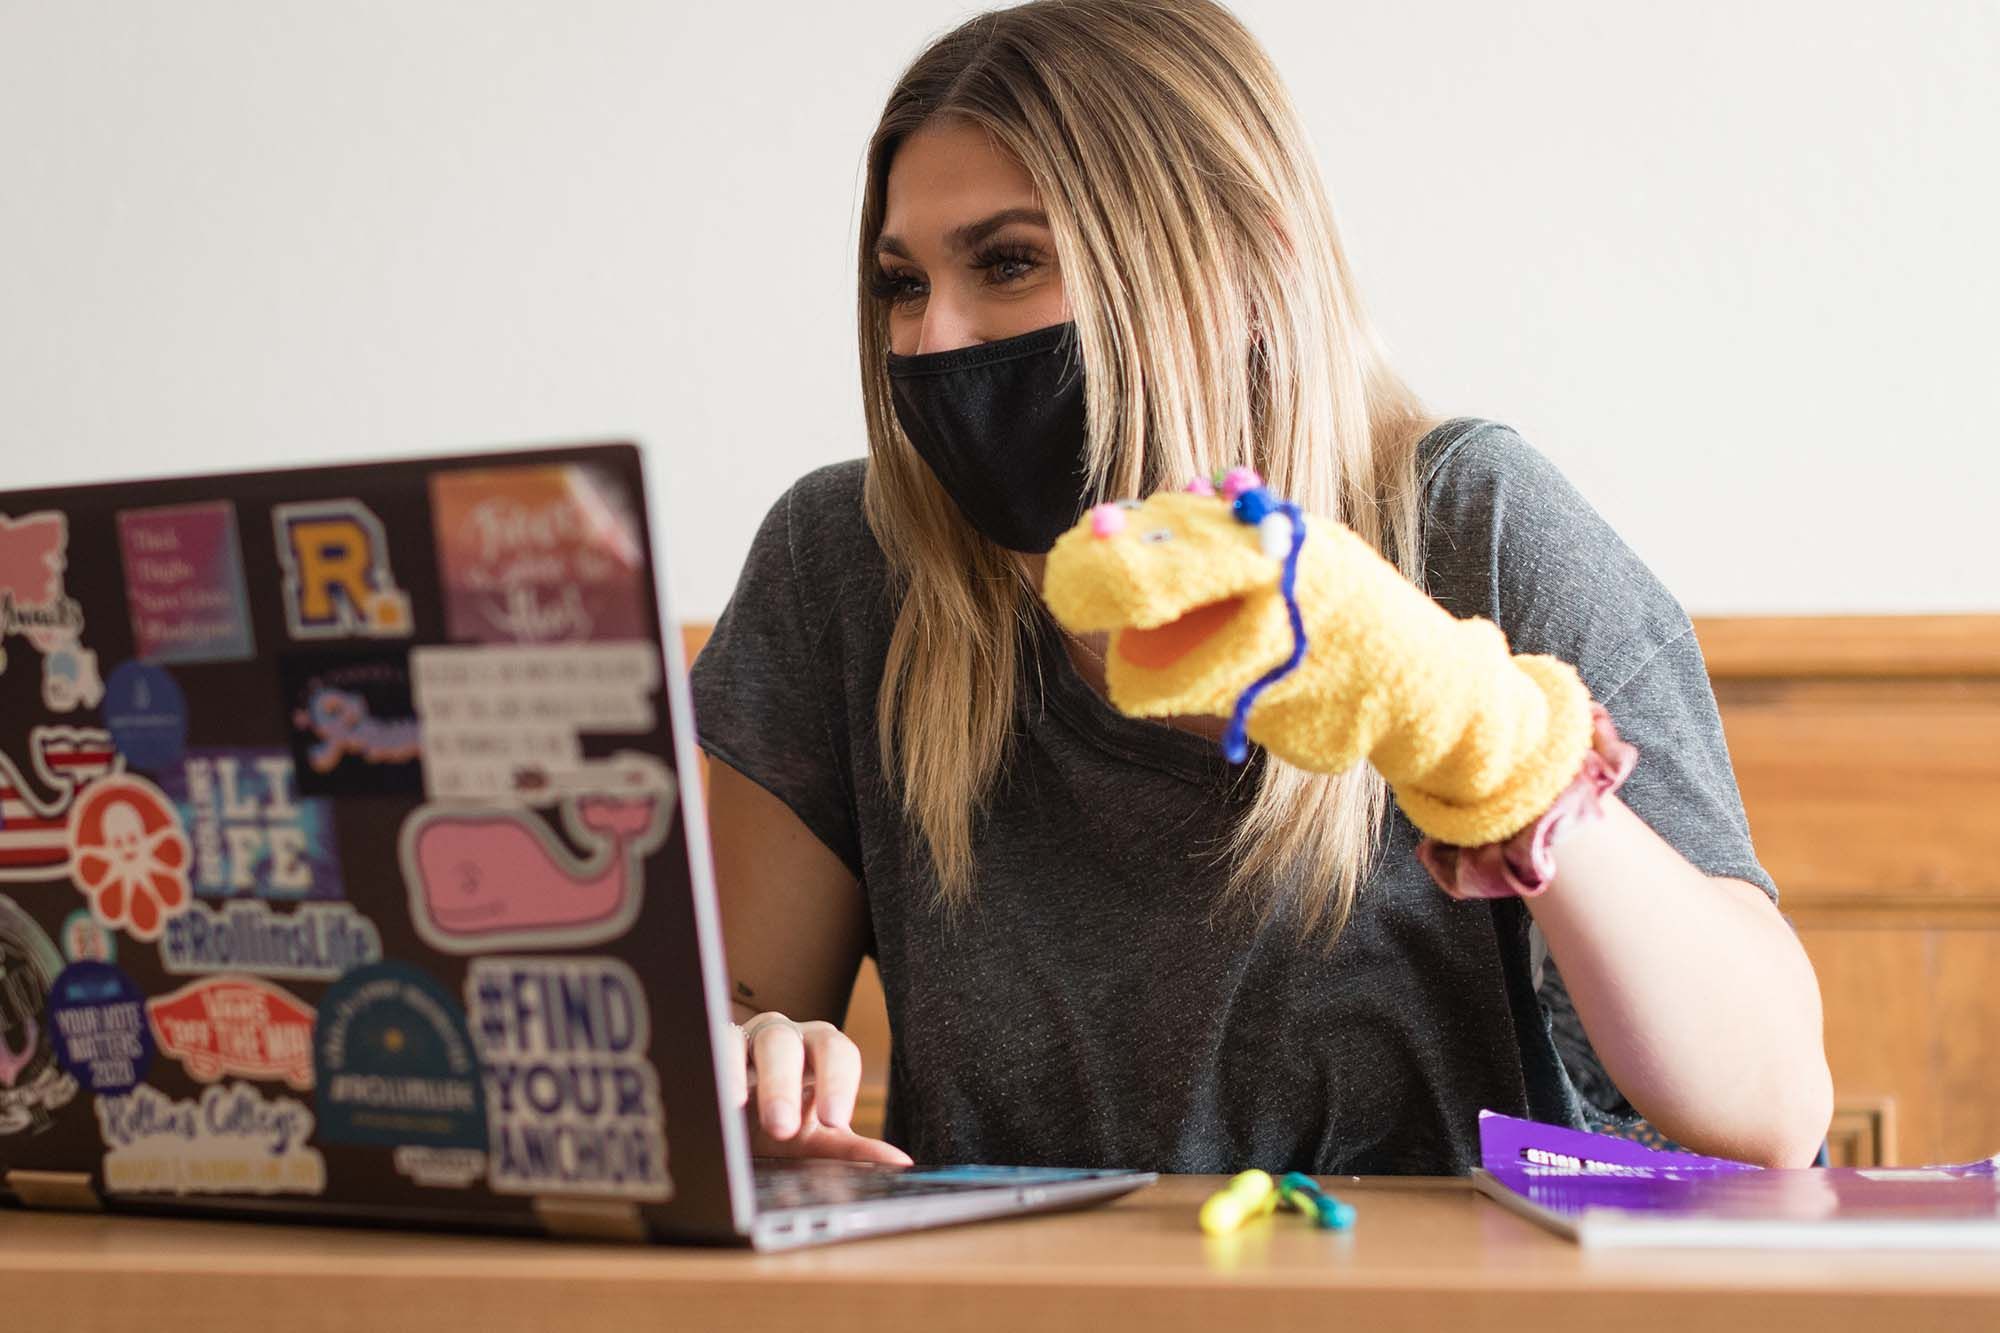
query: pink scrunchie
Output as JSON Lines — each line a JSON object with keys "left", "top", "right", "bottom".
{"left": 1414, "top": 703, "right": 1638, "bottom": 900}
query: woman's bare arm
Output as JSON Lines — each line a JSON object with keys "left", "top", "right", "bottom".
{"left": 706, "top": 757, "right": 909, "bottom": 1163}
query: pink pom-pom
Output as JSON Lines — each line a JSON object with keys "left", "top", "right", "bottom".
{"left": 1184, "top": 476, "right": 1216, "bottom": 496}
{"left": 1221, "top": 467, "right": 1262, "bottom": 499}
{"left": 1090, "top": 503, "right": 1127, "bottom": 538}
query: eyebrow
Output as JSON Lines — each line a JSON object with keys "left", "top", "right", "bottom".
{"left": 875, "top": 207, "right": 1050, "bottom": 261}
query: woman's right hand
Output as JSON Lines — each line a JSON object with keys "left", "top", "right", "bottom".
{"left": 727, "top": 1011, "right": 912, "bottom": 1165}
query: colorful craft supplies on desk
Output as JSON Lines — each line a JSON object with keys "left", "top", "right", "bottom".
{"left": 1198, "top": 1169, "right": 1356, "bottom": 1234}
{"left": 1278, "top": 1171, "right": 1358, "bottom": 1229}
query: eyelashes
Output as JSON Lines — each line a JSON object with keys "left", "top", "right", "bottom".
{"left": 867, "top": 242, "right": 1046, "bottom": 308}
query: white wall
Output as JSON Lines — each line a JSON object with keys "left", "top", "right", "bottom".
{"left": 1, "top": 0, "right": 1993, "bottom": 619}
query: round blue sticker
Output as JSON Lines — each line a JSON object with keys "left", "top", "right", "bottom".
{"left": 47, "top": 960, "right": 155, "bottom": 1095}
{"left": 314, "top": 961, "right": 486, "bottom": 1149}
{"left": 103, "top": 660, "right": 188, "bottom": 772}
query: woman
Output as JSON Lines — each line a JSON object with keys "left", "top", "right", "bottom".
{"left": 693, "top": 0, "right": 1831, "bottom": 1174}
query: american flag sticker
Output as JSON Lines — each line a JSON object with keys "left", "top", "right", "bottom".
{"left": 0, "top": 726, "right": 121, "bottom": 881}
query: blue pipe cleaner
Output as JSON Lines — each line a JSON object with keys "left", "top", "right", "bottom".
{"left": 1221, "top": 487, "right": 1308, "bottom": 764}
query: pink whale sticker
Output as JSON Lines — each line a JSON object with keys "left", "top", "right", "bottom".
{"left": 399, "top": 774, "right": 674, "bottom": 955}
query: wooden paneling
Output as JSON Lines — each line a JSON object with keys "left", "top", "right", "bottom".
{"left": 1710, "top": 677, "right": 2000, "bottom": 915}
{"left": 1935, "top": 932, "right": 2000, "bottom": 1167}
{"left": 1793, "top": 928, "right": 1931, "bottom": 1165}
{"left": 1698, "top": 614, "right": 2000, "bottom": 1166}
{"left": 1694, "top": 614, "right": 2000, "bottom": 679}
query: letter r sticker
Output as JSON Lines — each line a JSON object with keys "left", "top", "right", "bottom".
{"left": 273, "top": 500, "right": 413, "bottom": 640}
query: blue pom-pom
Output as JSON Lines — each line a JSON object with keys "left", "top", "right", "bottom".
{"left": 1232, "top": 487, "right": 1278, "bottom": 525}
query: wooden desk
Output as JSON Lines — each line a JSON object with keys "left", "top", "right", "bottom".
{"left": 7, "top": 1176, "right": 1999, "bottom": 1332}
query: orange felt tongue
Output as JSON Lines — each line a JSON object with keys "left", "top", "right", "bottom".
{"left": 1115, "top": 596, "right": 1246, "bottom": 670}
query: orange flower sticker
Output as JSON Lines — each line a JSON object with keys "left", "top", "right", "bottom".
{"left": 67, "top": 774, "right": 192, "bottom": 941}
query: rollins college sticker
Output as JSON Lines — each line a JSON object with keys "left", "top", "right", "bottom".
{"left": 465, "top": 956, "right": 670, "bottom": 1200}
{"left": 95, "top": 1082, "right": 325, "bottom": 1196}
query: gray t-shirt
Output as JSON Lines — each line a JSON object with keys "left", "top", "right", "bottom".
{"left": 690, "top": 417, "right": 1778, "bottom": 1174}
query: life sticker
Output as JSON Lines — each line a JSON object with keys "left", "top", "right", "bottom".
{"left": 313, "top": 961, "right": 486, "bottom": 1152}
{"left": 410, "top": 642, "right": 660, "bottom": 803}
{"left": 0, "top": 726, "right": 121, "bottom": 883}
{"left": 465, "top": 956, "right": 671, "bottom": 1201}
{"left": 280, "top": 650, "right": 424, "bottom": 797}
{"left": 146, "top": 975, "right": 316, "bottom": 1090}
{"left": 102, "top": 660, "right": 189, "bottom": 772}
{"left": 47, "top": 960, "right": 155, "bottom": 1095}
{"left": 95, "top": 1082, "right": 326, "bottom": 1196}
{"left": 0, "top": 895, "right": 80, "bottom": 1135}
{"left": 67, "top": 772, "right": 192, "bottom": 941}
{"left": 400, "top": 763, "right": 672, "bottom": 955}
{"left": 161, "top": 749, "right": 343, "bottom": 901}
{"left": 272, "top": 498, "right": 413, "bottom": 641}
{"left": 116, "top": 500, "right": 256, "bottom": 664}
{"left": 429, "top": 464, "right": 647, "bottom": 644}
{"left": 0, "top": 510, "right": 102, "bottom": 713}
{"left": 161, "top": 900, "right": 382, "bottom": 981}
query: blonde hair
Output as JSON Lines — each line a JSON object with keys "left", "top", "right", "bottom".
{"left": 857, "top": 0, "right": 1440, "bottom": 945}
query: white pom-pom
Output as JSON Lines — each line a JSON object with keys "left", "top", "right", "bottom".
{"left": 1258, "top": 511, "right": 1293, "bottom": 560}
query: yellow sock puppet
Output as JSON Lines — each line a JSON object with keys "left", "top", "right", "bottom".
{"left": 1042, "top": 469, "right": 1634, "bottom": 893}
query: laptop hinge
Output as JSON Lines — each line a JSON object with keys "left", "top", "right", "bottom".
{"left": 7, "top": 1170, "right": 103, "bottom": 1212}
{"left": 532, "top": 1196, "right": 648, "bottom": 1242}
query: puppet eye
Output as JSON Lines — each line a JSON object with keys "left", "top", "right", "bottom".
{"left": 1141, "top": 528, "right": 1174, "bottom": 544}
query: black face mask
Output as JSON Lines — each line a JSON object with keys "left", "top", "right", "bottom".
{"left": 885, "top": 320, "right": 1090, "bottom": 554}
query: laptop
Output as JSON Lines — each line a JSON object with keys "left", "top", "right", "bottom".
{"left": 0, "top": 440, "right": 1152, "bottom": 1247}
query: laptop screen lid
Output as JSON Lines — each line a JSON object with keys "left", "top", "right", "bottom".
{"left": 0, "top": 440, "right": 755, "bottom": 1241}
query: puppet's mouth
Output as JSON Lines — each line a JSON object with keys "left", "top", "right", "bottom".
{"left": 1114, "top": 595, "right": 1249, "bottom": 670}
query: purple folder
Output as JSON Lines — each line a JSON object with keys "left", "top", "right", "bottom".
{"left": 1474, "top": 1110, "right": 2000, "bottom": 1248}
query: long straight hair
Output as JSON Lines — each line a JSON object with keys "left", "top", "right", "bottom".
{"left": 857, "top": 0, "right": 1439, "bottom": 945}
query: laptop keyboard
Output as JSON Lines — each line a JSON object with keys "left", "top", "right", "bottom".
{"left": 752, "top": 1159, "right": 1122, "bottom": 1212}
{"left": 752, "top": 1159, "right": 967, "bottom": 1211}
